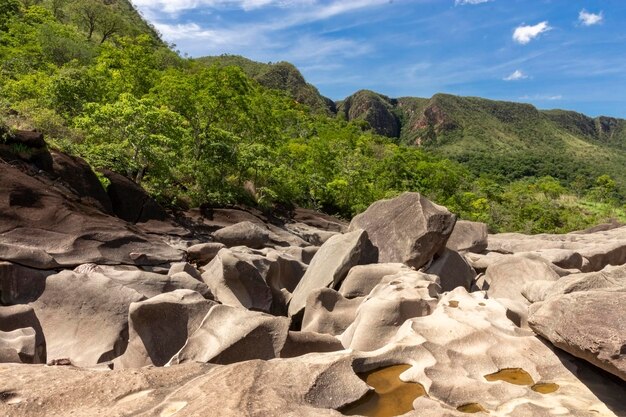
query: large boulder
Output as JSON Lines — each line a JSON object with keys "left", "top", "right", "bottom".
{"left": 30, "top": 270, "right": 145, "bottom": 366}
{"left": 446, "top": 220, "right": 488, "bottom": 253}
{"left": 201, "top": 248, "right": 273, "bottom": 313}
{"left": 168, "top": 304, "right": 290, "bottom": 365}
{"left": 115, "top": 290, "right": 217, "bottom": 369}
{"left": 338, "top": 263, "right": 409, "bottom": 299}
{"left": 348, "top": 192, "right": 456, "bottom": 268}
{"left": 342, "top": 271, "right": 440, "bottom": 351}
{"left": 50, "top": 151, "right": 113, "bottom": 214}
{"left": 0, "top": 163, "right": 183, "bottom": 269}
{"left": 484, "top": 256, "right": 560, "bottom": 304}
{"left": 75, "top": 264, "right": 213, "bottom": 300}
{"left": 529, "top": 290, "right": 626, "bottom": 381}
{"left": 100, "top": 169, "right": 168, "bottom": 224}
{"left": 212, "top": 221, "right": 270, "bottom": 249}
{"left": 287, "top": 229, "right": 377, "bottom": 318}
{"left": 186, "top": 242, "right": 226, "bottom": 265}
{"left": 426, "top": 248, "right": 476, "bottom": 292}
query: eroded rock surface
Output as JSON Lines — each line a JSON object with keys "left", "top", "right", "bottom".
{"left": 349, "top": 192, "right": 456, "bottom": 268}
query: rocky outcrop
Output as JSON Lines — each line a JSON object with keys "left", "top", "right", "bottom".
{"left": 168, "top": 304, "right": 290, "bottom": 365}
{"left": 0, "top": 162, "right": 183, "bottom": 269}
{"left": 484, "top": 256, "right": 560, "bottom": 304}
{"left": 114, "top": 290, "right": 216, "bottom": 369}
{"left": 338, "top": 263, "right": 409, "bottom": 298}
{"left": 338, "top": 90, "right": 401, "bottom": 137}
{"left": 0, "top": 305, "right": 45, "bottom": 364}
{"left": 446, "top": 220, "right": 489, "bottom": 253}
{"left": 101, "top": 169, "right": 168, "bottom": 224}
{"left": 30, "top": 270, "right": 145, "bottom": 366}
{"left": 529, "top": 290, "right": 626, "bottom": 381}
{"left": 201, "top": 248, "right": 274, "bottom": 313}
{"left": 212, "top": 221, "right": 271, "bottom": 249}
{"left": 349, "top": 192, "right": 456, "bottom": 268}
{"left": 287, "top": 229, "right": 377, "bottom": 319}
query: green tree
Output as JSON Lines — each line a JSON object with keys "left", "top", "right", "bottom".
{"left": 75, "top": 93, "right": 188, "bottom": 186}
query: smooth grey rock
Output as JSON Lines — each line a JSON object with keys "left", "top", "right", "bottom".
{"left": 201, "top": 248, "right": 273, "bottom": 313}
{"left": 169, "top": 304, "right": 290, "bottom": 365}
{"left": 30, "top": 270, "right": 145, "bottom": 366}
{"left": 186, "top": 242, "right": 226, "bottom": 265}
{"left": 212, "top": 221, "right": 270, "bottom": 249}
{"left": 426, "top": 248, "right": 476, "bottom": 292}
{"left": 288, "top": 229, "right": 377, "bottom": 318}
{"left": 301, "top": 288, "right": 364, "bottom": 336}
{"left": 338, "top": 263, "right": 409, "bottom": 299}
{"left": 446, "top": 220, "right": 488, "bottom": 253}
{"left": 348, "top": 192, "right": 456, "bottom": 268}
{"left": 115, "top": 290, "right": 217, "bottom": 369}
{"left": 485, "top": 256, "right": 560, "bottom": 304}
{"left": 529, "top": 290, "right": 626, "bottom": 381}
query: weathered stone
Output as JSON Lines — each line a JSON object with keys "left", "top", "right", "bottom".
{"left": 169, "top": 304, "right": 290, "bottom": 365}
{"left": 0, "top": 305, "right": 45, "bottom": 363}
{"left": 78, "top": 264, "right": 213, "bottom": 300}
{"left": 301, "top": 288, "right": 363, "bottom": 336}
{"left": 348, "top": 192, "right": 456, "bottom": 268}
{"left": 0, "top": 163, "right": 183, "bottom": 269}
{"left": 115, "top": 290, "right": 216, "bottom": 369}
{"left": 0, "top": 261, "right": 53, "bottom": 304}
{"left": 168, "top": 262, "right": 202, "bottom": 281}
{"left": 288, "top": 229, "right": 377, "bottom": 318}
{"left": 485, "top": 256, "right": 560, "bottom": 304}
{"left": 212, "top": 221, "right": 270, "bottom": 249}
{"left": 186, "top": 242, "right": 225, "bottom": 265}
{"left": 280, "top": 331, "right": 344, "bottom": 358}
{"left": 51, "top": 151, "right": 113, "bottom": 214}
{"left": 30, "top": 270, "right": 145, "bottom": 366}
{"left": 446, "top": 220, "right": 488, "bottom": 253}
{"left": 101, "top": 169, "right": 168, "bottom": 224}
{"left": 342, "top": 271, "right": 440, "bottom": 351}
{"left": 426, "top": 248, "right": 476, "bottom": 292}
{"left": 201, "top": 248, "right": 273, "bottom": 313}
{"left": 529, "top": 290, "right": 626, "bottom": 381}
{"left": 338, "top": 263, "right": 409, "bottom": 298}
{"left": 0, "top": 328, "right": 38, "bottom": 364}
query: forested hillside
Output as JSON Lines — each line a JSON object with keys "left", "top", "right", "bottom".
{"left": 1, "top": 0, "right": 624, "bottom": 234}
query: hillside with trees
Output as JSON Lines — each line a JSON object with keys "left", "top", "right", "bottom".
{"left": 1, "top": 0, "right": 625, "bottom": 234}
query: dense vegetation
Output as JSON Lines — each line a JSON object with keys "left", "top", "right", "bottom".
{"left": 1, "top": 0, "right": 624, "bottom": 233}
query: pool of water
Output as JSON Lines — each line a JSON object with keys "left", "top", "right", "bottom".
{"left": 342, "top": 364, "right": 426, "bottom": 417}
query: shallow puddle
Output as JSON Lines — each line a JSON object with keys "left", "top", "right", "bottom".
{"left": 484, "top": 368, "right": 534, "bottom": 386}
{"left": 342, "top": 364, "right": 426, "bottom": 417}
{"left": 457, "top": 403, "right": 487, "bottom": 413}
{"left": 531, "top": 383, "right": 560, "bottom": 394}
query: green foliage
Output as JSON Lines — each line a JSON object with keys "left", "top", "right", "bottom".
{"left": 1, "top": 1, "right": 624, "bottom": 233}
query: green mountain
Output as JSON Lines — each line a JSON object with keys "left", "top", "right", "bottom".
{"left": 196, "top": 55, "right": 336, "bottom": 115}
{"left": 339, "top": 91, "right": 626, "bottom": 193}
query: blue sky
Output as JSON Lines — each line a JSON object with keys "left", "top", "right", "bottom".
{"left": 131, "top": 0, "right": 626, "bottom": 118}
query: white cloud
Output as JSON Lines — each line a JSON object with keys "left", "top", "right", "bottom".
{"left": 455, "top": 0, "right": 491, "bottom": 5}
{"left": 513, "top": 21, "right": 551, "bottom": 44}
{"left": 504, "top": 69, "right": 527, "bottom": 81}
{"left": 579, "top": 9, "right": 603, "bottom": 26}
{"left": 519, "top": 94, "right": 562, "bottom": 101}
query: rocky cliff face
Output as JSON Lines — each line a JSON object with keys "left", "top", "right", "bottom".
{"left": 337, "top": 90, "right": 401, "bottom": 138}
{"left": 1, "top": 132, "right": 625, "bottom": 417}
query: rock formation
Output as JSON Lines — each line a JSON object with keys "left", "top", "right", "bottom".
{"left": 1, "top": 142, "right": 625, "bottom": 417}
